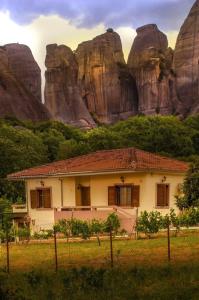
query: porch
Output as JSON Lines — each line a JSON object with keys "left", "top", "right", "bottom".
{"left": 54, "top": 206, "right": 138, "bottom": 234}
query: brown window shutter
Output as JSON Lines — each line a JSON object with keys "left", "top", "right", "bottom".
{"left": 108, "top": 186, "right": 116, "bottom": 206}
{"left": 157, "top": 184, "right": 169, "bottom": 207}
{"left": 81, "top": 187, "right": 91, "bottom": 206}
{"left": 43, "top": 189, "right": 51, "bottom": 208}
{"left": 132, "top": 185, "right": 140, "bottom": 207}
{"left": 30, "top": 190, "right": 38, "bottom": 209}
{"left": 165, "top": 184, "right": 169, "bottom": 206}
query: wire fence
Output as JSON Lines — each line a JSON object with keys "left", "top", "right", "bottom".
{"left": 0, "top": 212, "right": 199, "bottom": 273}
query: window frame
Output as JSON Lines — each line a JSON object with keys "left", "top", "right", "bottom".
{"left": 115, "top": 184, "right": 133, "bottom": 207}
{"left": 30, "top": 187, "right": 52, "bottom": 210}
{"left": 156, "top": 183, "right": 170, "bottom": 209}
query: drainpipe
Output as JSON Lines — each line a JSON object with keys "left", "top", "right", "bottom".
{"left": 59, "top": 179, "right": 64, "bottom": 208}
{"left": 25, "top": 180, "right": 29, "bottom": 214}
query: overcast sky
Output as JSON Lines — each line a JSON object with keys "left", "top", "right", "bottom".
{"left": 0, "top": 0, "right": 195, "bottom": 94}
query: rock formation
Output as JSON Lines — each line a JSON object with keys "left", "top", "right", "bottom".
{"left": 44, "top": 44, "right": 95, "bottom": 129}
{"left": 2, "top": 0, "right": 199, "bottom": 126}
{"left": 0, "top": 44, "right": 50, "bottom": 121}
{"left": 75, "top": 29, "right": 138, "bottom": 124}
{"left": 5, "top": 43, "right": 42, "bottom": 102}
{"left": 128, "top": 24, "right": 178, "bottom": 115}
{"left": 173, "top": 0, "right": 199, "bottom": 115}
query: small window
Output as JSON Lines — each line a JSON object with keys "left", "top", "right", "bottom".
{"left": 157, "top": 184, "right": 169, "bottom": 208}
{"left": 30, "top": 188, "right": 51, "bottom": 209}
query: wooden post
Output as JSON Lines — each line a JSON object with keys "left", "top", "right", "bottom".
{"left": 167, "top": 223, "right": 171, "bottom": 262}
{"left": 109, "top": 227, "right": 113, "bottom": 268}
{"left": 6, "top": 229, "right": 10, "bottom": 273}
{"left": 54, "top": 227, "right": 58, "bottom": 273}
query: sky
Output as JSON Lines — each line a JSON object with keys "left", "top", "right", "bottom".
{"left": 0, "top": 0, "right": 195, "bottom": 95}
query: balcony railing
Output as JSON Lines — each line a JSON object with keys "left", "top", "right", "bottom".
{"left": 12, "top": 204, "right": 27, "bottom": 214}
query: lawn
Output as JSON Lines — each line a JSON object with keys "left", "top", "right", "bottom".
{"left": 0, "top": 232, "right": 199, "bottom": 299}
{"left": 0, "top": 231, "right": 199, "bottom": 271}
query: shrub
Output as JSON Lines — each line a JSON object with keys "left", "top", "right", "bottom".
{"left": 33, "top": 230, "right": 53, "bottom": 240}
{"left": 17, "top": 227, "right": 30, "bottom": 241}
{"left": 104, "top": 213, "right": 120, "bottom": 234}
{"left": 136, "top": 211, "right": 162, "bottom": 237}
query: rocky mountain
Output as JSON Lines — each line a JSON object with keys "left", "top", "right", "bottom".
{"left": 44, "top": 44, "right": 95, "bottom": 129}
{"left": 173, "top": 0, "right": 199, "bottom": 115}
{"left": 0, "top": 44, "right": 50, "bottom": 121}
{"left": 1, "top": 0, "right": 199, "bottom": 126}
{"left": 75, "top": 29, "right": 138, "bottom": 124}
{"left": 128, "top": 24, "right": 178, "bottom": 115}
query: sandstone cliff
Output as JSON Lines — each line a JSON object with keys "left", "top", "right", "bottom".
{"left": 5, "top": 43, "right": 41, "bottom": 102}
{"left": 173, "top": 0, "right": 199, "bottom": 115}
{"left": 128, "top": 24, "right": 178, "bottom": 115}
{"left": 44, "top": 44, "right": 95, "bottom": 129}
{"left": 0, "top": 44, "right": 50, "bottom": 121}
{"left": 75, "top": 29, "right": 138, "bottom": 124}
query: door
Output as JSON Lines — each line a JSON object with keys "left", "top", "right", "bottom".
{"left": 81, "top": 187, "right": 91, "bottom": 206}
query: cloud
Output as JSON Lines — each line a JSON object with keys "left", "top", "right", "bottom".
{"left": 0, "top": 0, "right": 194, "bottom": 31}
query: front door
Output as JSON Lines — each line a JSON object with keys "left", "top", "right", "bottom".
{"left": 81, "top": 187, "right": 91, "bottom": 206}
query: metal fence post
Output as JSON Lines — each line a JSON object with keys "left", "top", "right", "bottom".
{"left": 54, "top": 227, "right": 58, "bottom": 272}
{"left": 110, "top": 226, "right": 114, "bottom": 268}
{"left": 167, "top": 223, "right": 171, "bottom": 262}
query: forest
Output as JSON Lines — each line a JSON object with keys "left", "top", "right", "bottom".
{"left": 0, "top": 115, "right": 199, "bottom": 203}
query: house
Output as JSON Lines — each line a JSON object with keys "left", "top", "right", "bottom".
{"left": 8, "top": 147, "right": 188, "bottom": 233}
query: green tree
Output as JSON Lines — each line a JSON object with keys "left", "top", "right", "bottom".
{"left": 182, "top": 160, "right": 199, "bottom": 208}
{"left": 0, "top": 124, "right": 48, "bottom": 202}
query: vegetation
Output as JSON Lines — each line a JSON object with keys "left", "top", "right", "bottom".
{"left": 0, "top": 232, "right": 199, "bottom": 271}
{"left": 1, "top": 115, "right": 199, "bottom": 202}
{"left": 136, "top": 208, "right": 199, "bottom": 237}
{"left": 0, "top": 263, "right": 199, "bottom": 300}
{"left": 0, "top": 232, "right": 199, "bottom": 299}
{"left": 56, "top": 213, "right": 120, "bottom": 241}
{"left": 176, "top": 159, "right": 199, "bottom": 209}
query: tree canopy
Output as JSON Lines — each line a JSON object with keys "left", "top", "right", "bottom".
{"left": 0, "top": 115, "right": 199, "bottom": 202}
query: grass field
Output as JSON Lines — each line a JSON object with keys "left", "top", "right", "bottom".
{"left": 0, "top": 231, "right": 199, "bottom": 271}
{"left": 0, "top": 232, "right": 199, "bottom": 299}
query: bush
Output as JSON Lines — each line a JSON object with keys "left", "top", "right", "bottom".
{"left": 179, "top": 208, "right": 199, "bottom": 227}
{"left": 17, "top": 227, "right": 30, "bottom": 241}
{"left": 33, "top": 230, "right": 53, "bottom": 240}
{"left": 136, "top": 211, "right": 162, "bottom": 237}
{"left": 104, "top": 213, "right": 120, "bottom": 234}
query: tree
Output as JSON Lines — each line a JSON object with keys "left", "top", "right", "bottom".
{"left": 182, "top": 160, "right": 199, "bottom": 208}
{"left": 0, "top": 124, "right": 48, "bottom": 202}
{"left": 0, "top": 198, "right": 12, "bottom": 241}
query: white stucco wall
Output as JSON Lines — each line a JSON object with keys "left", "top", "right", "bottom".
{"left": 26, "top": 172, "right": 185, "bottom": 231}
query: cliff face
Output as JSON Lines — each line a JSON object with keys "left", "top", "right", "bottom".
{"left": 76, "top": 29, "right": 138, "bottom": 124}
{"left": 128, "top": 24, "right": 177, "bottom": 115}
{"left": 2, "top": 0, "right": 199, "bottom": 126}
{"left": 0, "top": 44, "right": 50, "bottom": 121}
{"left": 173, "top": 0, "right": 199, "bottom": 115}
{"left": 5, "top": 44, "right": 41, "bottom": 102}
{"left": 44, "top": 44, "right": 95, "bottom": 129}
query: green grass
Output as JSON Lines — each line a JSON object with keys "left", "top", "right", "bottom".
{"left": 0, "top": 231, "right": 199, "bottom": 271}
{"left": 0, "top": 232, "right": 199, "bottom": 299}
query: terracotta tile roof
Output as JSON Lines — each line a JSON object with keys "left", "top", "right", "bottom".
{"left": 8, "top": 147, "right": 189, "bottom": 179}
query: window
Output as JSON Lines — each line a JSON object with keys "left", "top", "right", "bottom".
{"left": 30, "top": 188, "right": 51, "bottom": 209}
{"left": 157, "top": 184, "right": 169, "bottom": 207}
{"left": 108, "top": 185, "right": 140, "bottom": 207}
{"left": 116, "top": 186, "right": 132, "bottom": 206}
